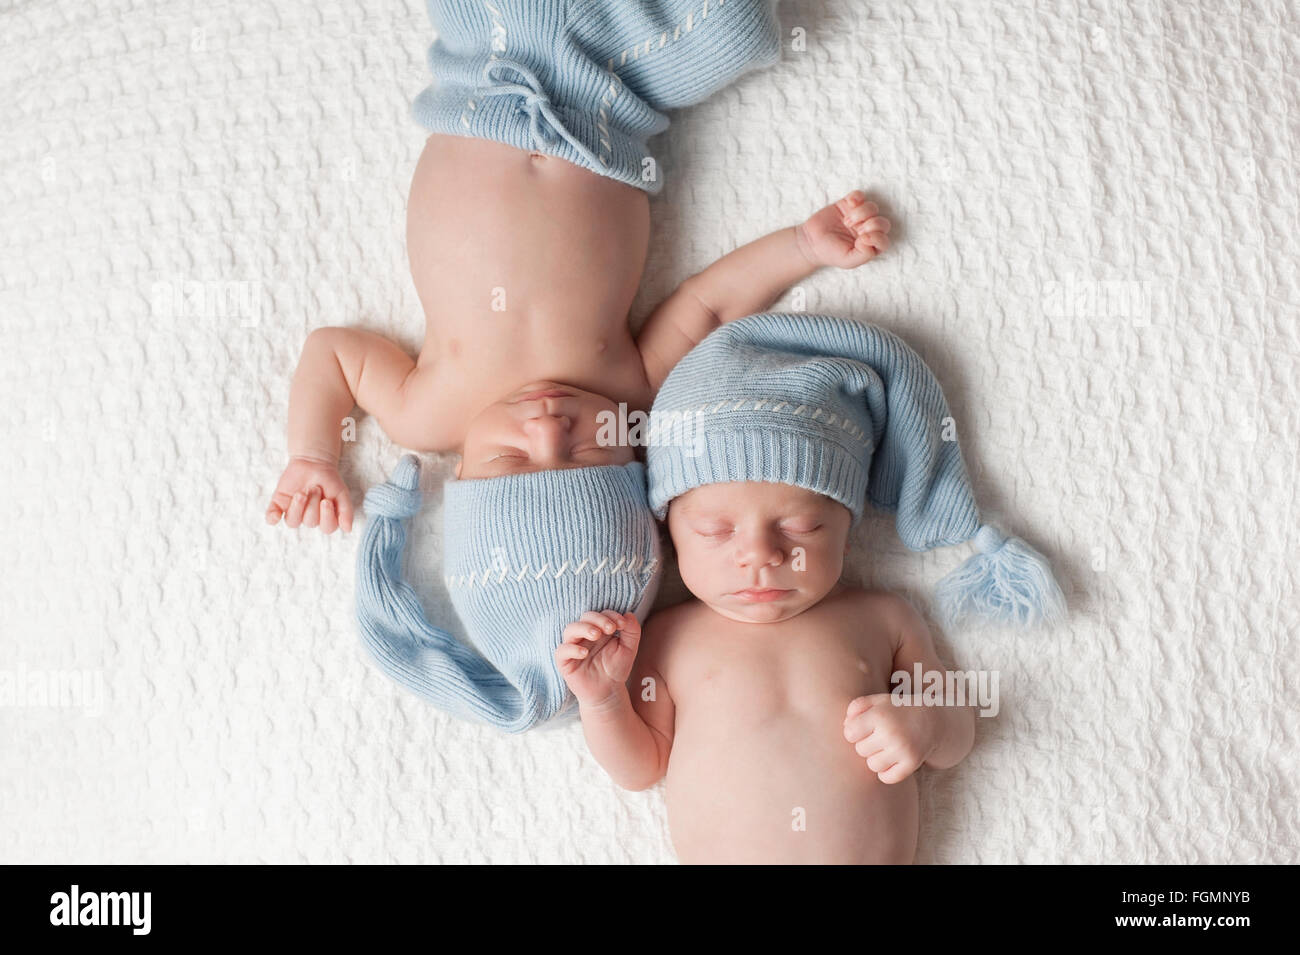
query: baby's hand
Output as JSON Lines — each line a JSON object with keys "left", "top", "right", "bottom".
{"left": 554, "top": 610, "right": 641, "bottom": 708}
{"left": 796, "top": 190, "right": 891, "bottom": 269}
{"left": 843, "top": 693, "right": 939, "bottom": 785}
{"left": 265, "top": 456, "right": 354, "bottom": 533}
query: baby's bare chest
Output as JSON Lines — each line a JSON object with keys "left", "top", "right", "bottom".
{"left": 659, "top": 609, "right": 916, "bottom": 862}
{"left": 668, "top": 612, "right": 896, "bottom": 725}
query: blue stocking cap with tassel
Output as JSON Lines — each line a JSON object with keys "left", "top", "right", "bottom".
{"left": 356, "top": 455, "right": 662, "bottom": 732}
{"left": 645, "top": 312, "right": 1066, "bottom": 629}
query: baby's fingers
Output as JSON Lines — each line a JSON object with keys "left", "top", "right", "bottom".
{"left": 285, "top": 490, "right": 308, "bottom": 528}
{"left": 579, "top": 610, "right": 620, "bottom": 635}
{"left": 562, "top": 621, "right": 604, "bottom": 644}
{"left": 866, "top": 748, "right": 899, "bottom": 776}
{"left": 554, "top": 641, "right": 590, "bottom": 672}
{"left": 265, "top": 496, "right": 287, "bottom": 525}
{"left": 319, "top": 498, "right": 339, "bottom": 534}
{"left": 873, "top": 753, "right": 925, "bottom": 784}
{"left": 855, "top": 232, "right": 889, "bottom": 256}
{"left": 854, "top": 733, "right": 886, "bottom": 758}
{"left": 609, "top": 611, "right": 641, "bottom": 636}
{"left": 852, "top": 215, "right": 890, "bottom": 237}
{"left": 835, "top": 191, "right": 875, "bottom": 222}
{"left": 845, "top": 695, "right": 877, "bottom": 720}
{"left": 844, "top": 710, "right": 877, "bottom": 743}
{"left": 335, "top": 488, "right": 355, "bottom": 533}
{"left": 301, "top": 486, "right": 323, "bottom": 528}
{"left": 876, "top": 756, "right": 920, "bottom": 785}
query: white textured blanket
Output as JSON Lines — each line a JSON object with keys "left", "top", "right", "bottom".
{"left": 2, "top": 0, "right": 1296, "bottom": 863}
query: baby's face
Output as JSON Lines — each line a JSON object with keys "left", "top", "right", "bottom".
{"left": 457, "top": 381, "right": 635, "bottom": 479}
{"left": 667, "top": 482, "right": 852, "bottom": 624}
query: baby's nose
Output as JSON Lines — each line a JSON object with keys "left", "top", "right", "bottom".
{"left": 736, "top": 531, "right": 783, "bottom": 567}
{"left": 522, "top": 414, "right": 572, "bottom": 456}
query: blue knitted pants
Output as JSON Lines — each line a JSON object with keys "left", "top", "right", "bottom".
{"left": 412, "top": 0, "right": 783, "bottom": 191}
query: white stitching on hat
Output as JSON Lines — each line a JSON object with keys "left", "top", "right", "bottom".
{"left": 652, "top": 398, "right": 872, "bottom": 448}
{"left": 444, "top": 556, "right": 660, "bottom": 592}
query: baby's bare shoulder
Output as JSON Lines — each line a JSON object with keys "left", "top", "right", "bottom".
{"left": 642, "top": 598, "right": 708, "bottom": 642}
{"left": 640, "top": 600, "right": 709, "bottom": 665}
{"left": 822, "top": 586, "right": 926, "bottom": 645}
{"left": 387, "top": 362, "right": 469, "bottom": 452}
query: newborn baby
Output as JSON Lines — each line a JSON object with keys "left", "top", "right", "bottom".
{"left": 559, "top": 487, "right": 974, "bottom": 863}
{"left": 556, "top": 313, "right": 1066, "bottom": 860}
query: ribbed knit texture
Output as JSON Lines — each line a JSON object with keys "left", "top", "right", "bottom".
{"left": 356, "top": 457, "right": 661, "bottom": 732}
{"left": 648, "top": 312, "right": 982, "bottom": 545}
{"left": 646, "top": 313, "right": 1066, "bottom": 628}
{"left": 413, "top": 0, "right": 783, "bottom": 192}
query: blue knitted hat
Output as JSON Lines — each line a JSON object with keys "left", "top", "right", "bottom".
{"left": 646, "top": 312, "right": 1066, "bottom": 629}
{"left": 356, "top": 457, "right": 661, "bottom": 733}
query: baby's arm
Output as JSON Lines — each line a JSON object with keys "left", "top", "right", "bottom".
{"left": 843, "top": 593, "right": 976, "bottom": 783}
{"left": 265, "top": 328, "right": 417, "bottom": 533}
{"left": 554, "top": 611, "right": 674, "bottom": 791}
{"left": 636, "top": 190, "right": 890, "bottom": 390}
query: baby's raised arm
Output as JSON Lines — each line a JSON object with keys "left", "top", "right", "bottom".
{"left": 636, "top": 190, "right": 891, "bottom": 390}
{"left": 265, "top": 327, "right": 418, "bottom": 533}
{"left": 554, "top": 611, "right": 675, "bottom": 791}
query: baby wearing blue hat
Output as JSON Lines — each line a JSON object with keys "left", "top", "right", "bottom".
{"left": 265, "top": 2, "right": 902, "bottom": 731}
{"left": 555, "top": 313, "right": 1066, "bottom": 861}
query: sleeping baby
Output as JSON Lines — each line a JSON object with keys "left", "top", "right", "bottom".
{"left": 262, "top": 0, "right": 895, "bottom": 732}
{"left": 555, "top": 313, "right": 1066, "bottom": 862}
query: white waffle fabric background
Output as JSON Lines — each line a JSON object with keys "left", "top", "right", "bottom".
{"left": 2, "top": 0, "right": 1297, "bottom": 863}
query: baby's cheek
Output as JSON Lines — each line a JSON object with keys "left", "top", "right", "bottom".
{"left": 675, "top": 552, "right": 705, "bottom": 593}
{"left": 796, "top": 541, "right": 843, "bottom": 585}
{"left": 673, "top": 544, "right": 715, "bottom": 597}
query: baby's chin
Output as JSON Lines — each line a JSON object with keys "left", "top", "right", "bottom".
{"left": 701, "top": 595, "right": 819, "bottom": 625}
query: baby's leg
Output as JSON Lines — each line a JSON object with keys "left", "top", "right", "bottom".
{"left": 412, "top": 0, "right": 781, "bottom": 190}
{"left": 574, "top": 0, "right": 783, "bottom": 112}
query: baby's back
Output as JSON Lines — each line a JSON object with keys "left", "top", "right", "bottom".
{"left": 651, "top": 589, "right": 918, "bottom": 864}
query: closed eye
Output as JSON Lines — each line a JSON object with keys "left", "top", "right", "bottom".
{"left": 780, "top": 524, "right": 822, "bottom": 536}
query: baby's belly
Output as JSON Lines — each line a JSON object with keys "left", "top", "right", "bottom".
{"left": 406, "top": 135, "right": 649, "bottom": 344}
{"left": 665, "top": 710, "right": 919, "bottom": 865}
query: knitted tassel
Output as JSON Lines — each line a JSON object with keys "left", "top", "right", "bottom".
{"left": 355, "top": 455, "right": 529, "bottom": 731}
{"left": 935, "top": 525, "right": 1066, "bottom": 629}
